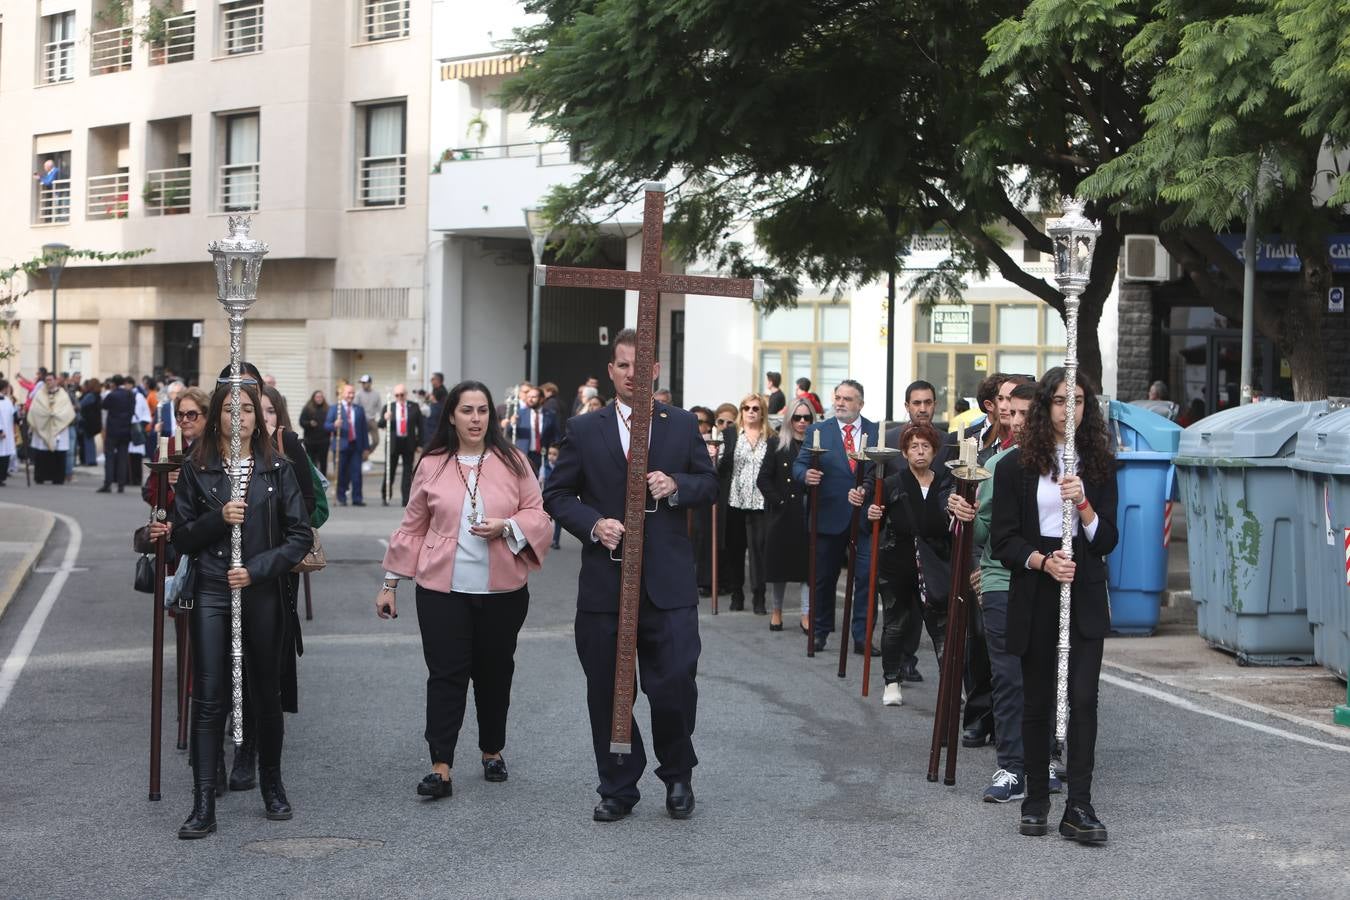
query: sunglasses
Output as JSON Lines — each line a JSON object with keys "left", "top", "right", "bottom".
{"left": 741, "top": 405, "right": 761, "bottom": 412}
{"left": 790, "top": 414, "right": 813, "bottom": 422}
{"left": 175, "top": 410, "right": 202, "bottom": 422}
{"left": 715, "top": 418, "right": 734, "bottom": 427}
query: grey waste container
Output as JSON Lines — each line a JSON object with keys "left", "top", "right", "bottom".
{"left": 1174, "top": 400, "right": 1330, "bottom": 665}
{"left": 1291, "top": 403, "right": 1350, "bottom": 680}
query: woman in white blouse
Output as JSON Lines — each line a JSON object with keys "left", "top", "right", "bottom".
{"left": 376, "top": 381, "right": 553, "bottom": 800}
{"left": 991, "top": 368, "right": 1118, "bottom": 843}
{"left": 717, "top": 392, "right": 775, "bottom": 614}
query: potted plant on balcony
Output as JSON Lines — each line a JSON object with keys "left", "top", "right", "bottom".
{"left": 95, "top": 0, "right": 134, "bottom": 72}
{"left": 139, "top": 1, "right": 173, "bottom": 65}
{"left": 162, "top": 185, "right": 187, "bottom": 214}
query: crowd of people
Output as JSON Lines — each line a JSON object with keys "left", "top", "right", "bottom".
{"left": 4, "top": 350, "right": 1118, "bottom": 845}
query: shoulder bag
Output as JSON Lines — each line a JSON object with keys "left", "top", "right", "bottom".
{"left": 277, "top": 426, "right": 327, "bottom": 573}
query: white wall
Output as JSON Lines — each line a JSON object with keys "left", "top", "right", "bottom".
{"left": 460, "top": 240, "right": 529, "bottom": 391}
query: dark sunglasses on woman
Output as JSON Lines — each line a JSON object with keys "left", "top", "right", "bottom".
{"left": 176, "top": 410, "right": 202, "bottom": 423}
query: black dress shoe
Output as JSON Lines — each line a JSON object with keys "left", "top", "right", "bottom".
{"left": 961, "top": 722, "right": 995, "bottom": 748}
{"left": 416, "top": 772, "right": 452, "bottom": 799}
{"left": 728, "top": 591, "right": 745, "bottom": 611}
{"left": 259, "top": 767, "right": 292, "bottom": 820}
{"left": 665, "top": 782, "right": 695, "bottom": 820}
{"left": 902, "top": 663, "right": 923, "bottom": 683}
{"left": 1019, "top": 813, "right": 1049, "bottom": 837}
{"left": 352, "top": 500, "right": 366, "bottom": 507}
{"left": 592, "top": 798, "right": 633, "bottom": 822}
{"left": 799, "top": 622, "right": 810, "bottom": 636}
{"left": 482, "top": 757, "right": 508, "bottom": 782}
{"left": 698, "top": 587, "right": 712, "bottom": 598}
{"left": 769, "top": 621, "right": 784, "bottom": 631}
{"left": 813, "top": 636, "right": 828, "bottom": 652}
{"left": 1059, "top": 804, "right": 1108, "bottom": 843}
{"left": 177, "top": 786, "right": 217, "bottom": 840}
{"left": 96, "top": 484, "right": 111, "bottom": 493}
{"left": 853, "top": 643, "right": 881, "bottom": 657}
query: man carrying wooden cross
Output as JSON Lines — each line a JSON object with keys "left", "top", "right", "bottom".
{"left": 544, "top": 329, "right": 717, "bottom": 821}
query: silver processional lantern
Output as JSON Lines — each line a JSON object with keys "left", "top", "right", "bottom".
{"left": 1044, "top": 198, "right": 1100, "bottom": 747}
{"left": 208, "top": 215, "right": 268, "bottom": 746}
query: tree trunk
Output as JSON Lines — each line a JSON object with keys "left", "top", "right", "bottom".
{"left": 1076, "top": 294, "right": 1104, "bottom": 391}
{"left": 1276, "top": 260, "right": 1331, "bottom": 400}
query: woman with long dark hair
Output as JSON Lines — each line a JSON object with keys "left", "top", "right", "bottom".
{"left": 757, "top": 397, "right": 815, "bottom": 632}
{"left": 299, "top": 390, "right": 331, "bottom": 477}
{"left": 376, "top": 381, "right": 553, "bottom": 800}
{"left": 167, "top": 382, "right": 312, "bottom": 838}
{"left": 991, "top": 367, "right": 1118, "bottom": 843}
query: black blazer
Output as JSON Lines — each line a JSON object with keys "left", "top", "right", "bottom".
{"left": 380, "top": 401, "right": 424, "bottom": 448}
{"left": 991, "top": 448, "right": 1119, "bottom": 654}
{"left": 543, "top": 402, "right": 718, "bottom": 612}
{"left": 876, "top": 467, "right": 951, "bottom": 586}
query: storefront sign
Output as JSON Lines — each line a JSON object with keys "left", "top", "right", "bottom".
{"left": 931, "top": 305, "right": 972, "bottom": 344}
{"left": 1217, "top": 234, "right": 1350, "bottom": 273}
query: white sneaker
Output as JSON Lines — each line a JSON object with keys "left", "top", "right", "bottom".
{"left": 882, "top": 682, "right": 903, "bottom": 707}
{"left": 361, "top": 461, "right": 373, "bottom": 474}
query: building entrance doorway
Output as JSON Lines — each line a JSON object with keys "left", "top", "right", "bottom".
{"left": 161, "top": 320, "right": 200, "bottom": 386}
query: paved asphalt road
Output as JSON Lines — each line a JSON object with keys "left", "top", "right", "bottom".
{"left": 1, "top": 479, "right": 1348, "bottom": 899}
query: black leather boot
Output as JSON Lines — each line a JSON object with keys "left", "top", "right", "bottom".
{"left": 230, "top": 732, "right": 257, "bottom": 791}
{"left": 178, "top": 786, "right": 217, "bottom": 839}
{"left": 259, "top": 766, "right": 293, "bottom": 821}
{"left": 752, "top": 591, "right": 767, "bottom": 615}
{"left": 729, "top": 590, "right": 745, "bottom": 611}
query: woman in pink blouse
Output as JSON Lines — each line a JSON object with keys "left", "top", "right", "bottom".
{"left": 376, "top": 380, "right": 553, "bottom": 800}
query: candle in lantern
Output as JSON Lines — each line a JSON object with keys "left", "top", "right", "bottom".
{"left": 158, "top": 436, "right": 170, "bottom": 462}
{"left": 812, "top": 428, "right": 821, "bottom": 451}
{"left": 858, "top": 432, "right": 868, "bottom": 454}
{"left": 960, "top": 436, "right": 977, "bottom": 469}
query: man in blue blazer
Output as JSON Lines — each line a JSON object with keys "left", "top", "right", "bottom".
{"left": 513, "top": 386, "right": 558, "bottom": 474}
{"left": 324, "top": 383, "right": 370, "bottom": 505}
{"left": 793, "top": 380, "right": 879, "bottom": 654}
{"left": 544, "top": 329, "right": 717, "bottom": 823}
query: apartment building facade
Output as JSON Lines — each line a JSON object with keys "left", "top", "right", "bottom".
{"left": 425, "top": 0, "right": 1118, "bottom": 416}
{"left": 3, "top": 0, "right": 431, "bottom": 408}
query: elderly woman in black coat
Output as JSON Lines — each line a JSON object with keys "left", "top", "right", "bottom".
{"left": 756, "top": 397, "right": 815, "bottom": 632}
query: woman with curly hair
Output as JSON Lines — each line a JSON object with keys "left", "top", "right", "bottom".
{"left": 991, "top": 367, "right": 1118, "bottom": 844}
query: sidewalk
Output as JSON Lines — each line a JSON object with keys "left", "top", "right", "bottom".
{"left": 0, "top": 501, "right": 57, "bottom": 622}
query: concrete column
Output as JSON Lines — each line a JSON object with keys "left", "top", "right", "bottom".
{"left": 1115, "top": 282, "right": 1156, "bottom": 401}
{"left": 427, "top": 234, "right": 463, "bottom": 381}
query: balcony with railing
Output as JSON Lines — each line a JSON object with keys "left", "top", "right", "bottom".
{"left": 144, "top": 167, "right": 192, "bottom": 215}
{"left": 91, "top": 26, "right": 134, "bottom": 74}
{"left": 219, "top": 162, "right": 260, "bottom": 212}
{"left": 36, "top": 179, "right": 73, "bottom": 224}
{"left": 430, "top": 141, "right": 588, "bottom": 232}
{"left": 87, "top": 173, "right": 130, "bottom": 220}
{"left": 148, "top": 12, "right": 196, "bottom": 65}
{"left": 361, "top": 0, "right": 410, "bottom": 43}
{"left": 222, "top": 2, "right": 264, "bottom": 56}
{"left": 358, "top": 155, "right": 406, "bottom": 207}
{"left": 41, "top": 39, "right": 75, "bottom": 85}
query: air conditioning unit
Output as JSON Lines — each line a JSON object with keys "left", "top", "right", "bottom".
{"left": 1122, "top": 235, "right": 1174, "bottom": 282}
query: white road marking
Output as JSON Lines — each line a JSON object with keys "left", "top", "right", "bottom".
{"left": 1100, "top": 671, "right": 1350, "bottom": 755}
{"left": 0, "top": 510, "right": 82, "bottom": 718}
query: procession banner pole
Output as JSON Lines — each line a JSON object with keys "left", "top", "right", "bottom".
{"left": 805, "top": 436, "right": 827, "bottom": 657}
{"left": 381, "top": 390, "right": 392, "bottom": 506}
{"left": 146, "top": 442, "right": 179, "bottom": 801}
{"left": 1045, "top": 199, "right": 1100, "bottom": 747}
{"left": 837, "top": 434, "right": 869, "bottom": 678}
{"left": 709, "top": 429, "right": 723, "bottom": 615}
{"left": 859, "top": 445, "right": 900, "bottom": 696}
{"left": 208, "top": 216, "right": 268, "bottom": 748}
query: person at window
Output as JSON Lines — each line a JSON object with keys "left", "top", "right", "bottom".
{"left": 718, "top": 393, "right": 774, "bottom": 613}
{"left": 991, "top": 368, "right": 1118, "bottom": 843}
{"left": 377, "top": 381, "right": 552, "bottom": 801}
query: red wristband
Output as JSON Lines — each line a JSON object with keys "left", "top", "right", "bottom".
{"left": 1075, "top": 499, "right": 1089, "bottom": 511}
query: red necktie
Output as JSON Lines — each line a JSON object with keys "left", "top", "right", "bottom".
{"left": 398, "top": 403, "right": 407, "bottom": 437}
{"left": 347, "top": 404, "right": 355, "bottom": 441}
{"left": 843, "top": 423, "right": 857, "bottom": 473}
{"left": 533, "top": 411, "right": 541, "bottom": 452}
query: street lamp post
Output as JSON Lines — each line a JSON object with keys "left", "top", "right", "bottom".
{"left": 524, "top": 208, "right": 551, "bottom": 384}
{"left": 42, "top": 242, "right": 70, "bottom": 374}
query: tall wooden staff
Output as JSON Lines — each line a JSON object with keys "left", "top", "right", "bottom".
{"left": 1045, "top": 199, "right": 1100, "bottom": 746}
{"left": 804, "top": 432, "right": 827, "bottom": 657}
{"left": 208, "top": 216, "right": 268, "bottom": 748}
{"left": 927, "top": 438, "right": 990, "bottom": 785}
{"left": 837, "top": 433, "right": 869, "bottom": 678}
{"left": 859, "top": 443, "right": 899, "bottom": 695}
{"left": 146, "top": 435, "right": 181, "bottom": 800}
{"left": 381, "top": 390, "right": 392, "bottom": 506}
{"left": 708, "top": 428, "right": 724, "bottom": 615}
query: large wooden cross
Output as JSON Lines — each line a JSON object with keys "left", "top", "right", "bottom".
{"left": 537, "top": 181, "right": 763, "bottom": 755}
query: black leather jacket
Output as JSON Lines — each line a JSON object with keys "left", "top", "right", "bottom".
{"left": 171, "top": 452, "right": 312, "bottom": 587}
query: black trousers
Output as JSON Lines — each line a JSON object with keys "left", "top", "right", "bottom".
{"left": 189, "top": 580, "right": 286, "bottom": 790}
{"left": 880, "top": 572, "right": 946, "bottom": 683}
{"left": 1020, "top": 554, "right": 1104, "bottom": 815}
{"left": 387, "top": 438, "right": 416, "bottom": 505}
{"left": 725, "top": 507, "right": 768, "bottom": 599}
{"left": 0, "top": 455, "right": 9, "bottom": 485}
{"left": 575, "top": 595, "right": 700, "bottom": 806}
{"left": 305, "top": 441, "right": 329, "bottom": 479}
{"left": 415, "top": 585, "right": 530, "bottom": 768}
{"left": 103, "top": 436, "right": 129, "bottom": 487}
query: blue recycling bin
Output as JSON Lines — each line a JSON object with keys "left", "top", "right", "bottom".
{"left": 1105, "top": 402, "right": 1181, "bottom": 635}
{"left": 1174, "top": 401, "right": 1331, "bottom": 665}
{"left": 1291, "top": 405, "right": 1350, "bottom": 681}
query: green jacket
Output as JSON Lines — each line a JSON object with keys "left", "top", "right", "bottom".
{"left": 973, "top": 444, "right": 1017, "bottom": 595}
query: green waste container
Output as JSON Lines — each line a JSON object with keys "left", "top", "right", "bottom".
{"left": 1290, "top": 402, "right": 1350, "bottom": 681}
{"left": 1174, "top": 400, "right": 1331, "bottom": 665}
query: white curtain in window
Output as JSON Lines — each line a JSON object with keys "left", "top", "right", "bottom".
{"left": 225, "top": 115, "right": 259, "bottom": 209}
{"left": 366, "top": 105, "right": 404, "bottom": 156}
{"left": 364, "top": 104, "right": 404, "bottom": 204}
{"left": 227, "top": 115, "right": 259, "bottom": 163}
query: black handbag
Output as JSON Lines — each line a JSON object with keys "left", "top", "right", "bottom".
{"left": 134, "top": 554, "right": 155, "bottom": 594}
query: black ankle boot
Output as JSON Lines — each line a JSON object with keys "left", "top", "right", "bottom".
{"left": 230, "top": 734, "right": 257, "bottom": 791}
{"left": 729, "top": 590, "right": 745, "bottom": 611}
{"left": 259, "top": 767, "right": 293, "bottom": 821}
{"left": 752, "top": 591, "right": 767, "bottom": 615}
{"left": 178, "top": 786, "right": 217, "bottom": 839}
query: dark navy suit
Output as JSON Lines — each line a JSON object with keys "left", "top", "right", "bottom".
{"left": 514, "top": 404, "right": 558, "bottom": 474}
{"left": 543, "top": 402, "right": 717, "bottom": 806}
{"left": 792, "top": 416, "right": 879, "bottom": 646}
{"left": 324, "top": 401, "right": 369, "bottom": 503}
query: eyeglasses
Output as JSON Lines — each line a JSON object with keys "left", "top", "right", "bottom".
{"left": 175, "top": 410, "right": 201, "bottom": 423}
{"left": 715, "top": 418, "right": 734, "bottom": 427}
{"left": 741, "top": 405, "right": 761, "bottom": 412}
{"left": 394, "top": 393, "right": 406, "bottom": 398}
{"left": 790, "top": 414, "right": 813, "bottom": 422}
